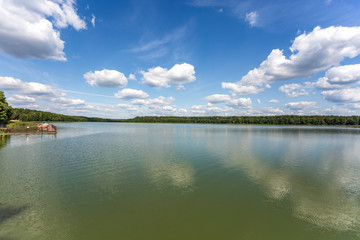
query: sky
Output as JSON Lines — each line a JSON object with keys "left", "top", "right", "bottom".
{"left": 1, "top": 0, "right": 360, "bottom": 118}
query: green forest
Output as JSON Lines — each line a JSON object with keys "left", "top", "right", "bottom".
{"left": 128, "top": 116, "right": 360, "bottom": 126}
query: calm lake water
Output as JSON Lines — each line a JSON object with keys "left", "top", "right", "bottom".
{"left": 1, "top": 122, "right": 360, "bottom": 240}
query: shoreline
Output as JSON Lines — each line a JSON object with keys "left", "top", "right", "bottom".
{"left": 3, "top": 132, "right": 57, "bottom": 135}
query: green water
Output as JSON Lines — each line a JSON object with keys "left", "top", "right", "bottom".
{"left": 1, "top": 123, "right": 360, "bottom": 240}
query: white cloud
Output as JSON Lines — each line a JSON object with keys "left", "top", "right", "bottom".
{"left": 257, "top": 99, "right": 261, "bottom": 104}
{"left": 114, "top": 88, "right": 149, "bottom": 99}
{"left": 245, "top": 11, "right": 258, "bottom": 27}
{"left": 0, "top": 76, "right": 63, "bottom": 97}
{"left": 204, "top": 94, "right": 252, "bottom": 108}
{"left": 128, "top": 74, "right": 137, "bottom": 81}
{"left": 346, "top": 103, "right": 360, "bottom": 110}
{"left": 141, "top": 63, "right": 196, "bottom": 88}
{"left": 222, "top": 26, "right": 360, "bottom": 95}
{"left": 84, "top": 69, "right": 128, "bottom": 88}
{"left": 131, "top": 96, "right": 175, "bottom": 106}
{"left": 162, "top": 105, "right": 176, "bottom": 112}
{"left": 226, "top": 98, "right": 252, "bottom": 108}
{"left": 137, "top": 104, "right": 181, "bottom": 116}
{"left": 204, "top": 94, "right": 231, "bottom": 103}
{"left": 176, "top": 85, "right": 186, "bottom": 91}
{"left": 0, "top": 76, "right": 24, "bottom": 90}
{"left": 269, "top": 99, "right": 280, "bottom": 103}
{"left": 7, "top": 95, "right": 36, "bottom": 104}
{"left": 245, "top": 107, "right": 285, "bottom": 116}
{"left": 321, "top": 106, "right": 355, "bottom": 115}
{"left": 191, "top": 103, "right": 234, "bottom": 115}
{"left": 322, "top": 88, "right": 360, "bottom": 103}
{"left": 316, "top": 64, "right": 360, "bottom": 90}
{"left": 23, "top": 82, "right": 62, "bottom": 96}
{"left": 285, "top": 101, "right": 317, "bottom": 110}
{"left": 91, "top": 14, "right": 96, "bottom": 27}
{"left": 279, "top": 84, "right": 304, "bottom": 96}
{"left": 51, "top": 97, "right": 85, "bottom": 106}
{"left": 0, "top": 0, "right": 86, "bottom": 60}
{"left": 117, "top": 103, "right": 138, "bottom": 112}
{"left": 222, "top": 83, "right": 264, "bottom": 95}
{"left": 279, "top": 82, "right": 314, "bottom": 97}
{"left": 178, "top": 108, "right": 188, "bottom": 114}
{"left": 46, "top": 95, "right": 89, "bottom": 108}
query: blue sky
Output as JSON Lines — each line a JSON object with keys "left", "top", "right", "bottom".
{"left": 1, "top": 0, "right": 360, "bottom": 118}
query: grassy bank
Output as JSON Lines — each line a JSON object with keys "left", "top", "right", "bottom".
{"left": 6, "top": 121, "right": 40, "bottom": 128}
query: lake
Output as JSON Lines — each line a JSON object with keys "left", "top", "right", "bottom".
{"left": 1, "top": 122, "right": 360, "bottom": 240}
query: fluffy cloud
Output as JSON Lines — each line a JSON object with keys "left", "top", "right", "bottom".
{"left": 116, "top": 104, "right": 139, "bottom": 112}
{"left": 131, "top": 96, "right": 175, "bottom": 106}
{"left": 162, "top": 105, "right": 176, "bottom": 112}
{"left": 316, "top": 64, "right": 360, "bottom": 90}
{"left": 322, "top": 88, "right": 360, "bottom": 103}
{"left": 191, "top": 103, "right": 234, "bottom": 115}
{"left": 23, "top": 82, "right": 62, "bottom": 96}
{"left": 7, "top": 95, "right": 36, "bottom": 104}
{"left": 222, "top": 82, "right": 265, "bottom": 95}
{"left": 0, "top": 76, "right": 24, "bottom": 90}
{"left": 204, "top": 94, "right": 231, "bottom": 103}
{"left": 269, "top": 99, "right": 280, "bottom": 103}
{"left": 285, "top": 101, "right": 317, "bottom": 110}
{"left": 50, "top": 97, "right": 85, "bottom": 106}
{"left": 204, "top": 94, "right": 252, "bottom": 108}
{"left": 114, "top": 88, "right": 149, "bottom": 99}
{"left": 279, "top": 82, "right": 314, "bottom": 97}
{"left": 226, "top": 98, "right": 252, "bottom": 108}
{"left": 0, "top": 0, "right": 86, "bottom": 60}
{"left": 141, "top": 63, "right": 196, "bottom": 88}
{"left": 84, "top": 69, "right": 128, "bottom": 88}
{"left": 222, "top": 26, "right": 360, "bottom": 95}
{"left": 0, "top": 76, "right": 63, "bottom": 97}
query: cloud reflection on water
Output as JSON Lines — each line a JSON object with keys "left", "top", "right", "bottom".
{"left": 221, "top": 127, "right": 360, "bottom": 232}
{"left": 146, "top": 159, "right": 195, "bottom": 191}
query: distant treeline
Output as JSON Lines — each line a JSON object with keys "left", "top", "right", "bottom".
{"left": 10, "top": 108, "right": 124, "bottom": 122}
{"left": 9, "top": 108, "right": 360, "bottom": 126}
{"left": 128, "top": 116, "right": 360, "bottom": 126}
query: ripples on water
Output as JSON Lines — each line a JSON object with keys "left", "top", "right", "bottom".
{"left": 0, "top": 123, "right": 360, "bottom": 239}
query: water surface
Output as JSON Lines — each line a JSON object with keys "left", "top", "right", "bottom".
{"left": 1, "top": 123, "right": 360, "bottom": 239}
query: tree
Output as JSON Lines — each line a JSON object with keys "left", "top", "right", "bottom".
{"left": 0, "top": 91, "right": 12, "bottom": 124}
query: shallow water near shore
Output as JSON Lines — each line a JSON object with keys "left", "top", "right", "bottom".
{"left": 1, "top": 122, "right": 360, "bottom": 239}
